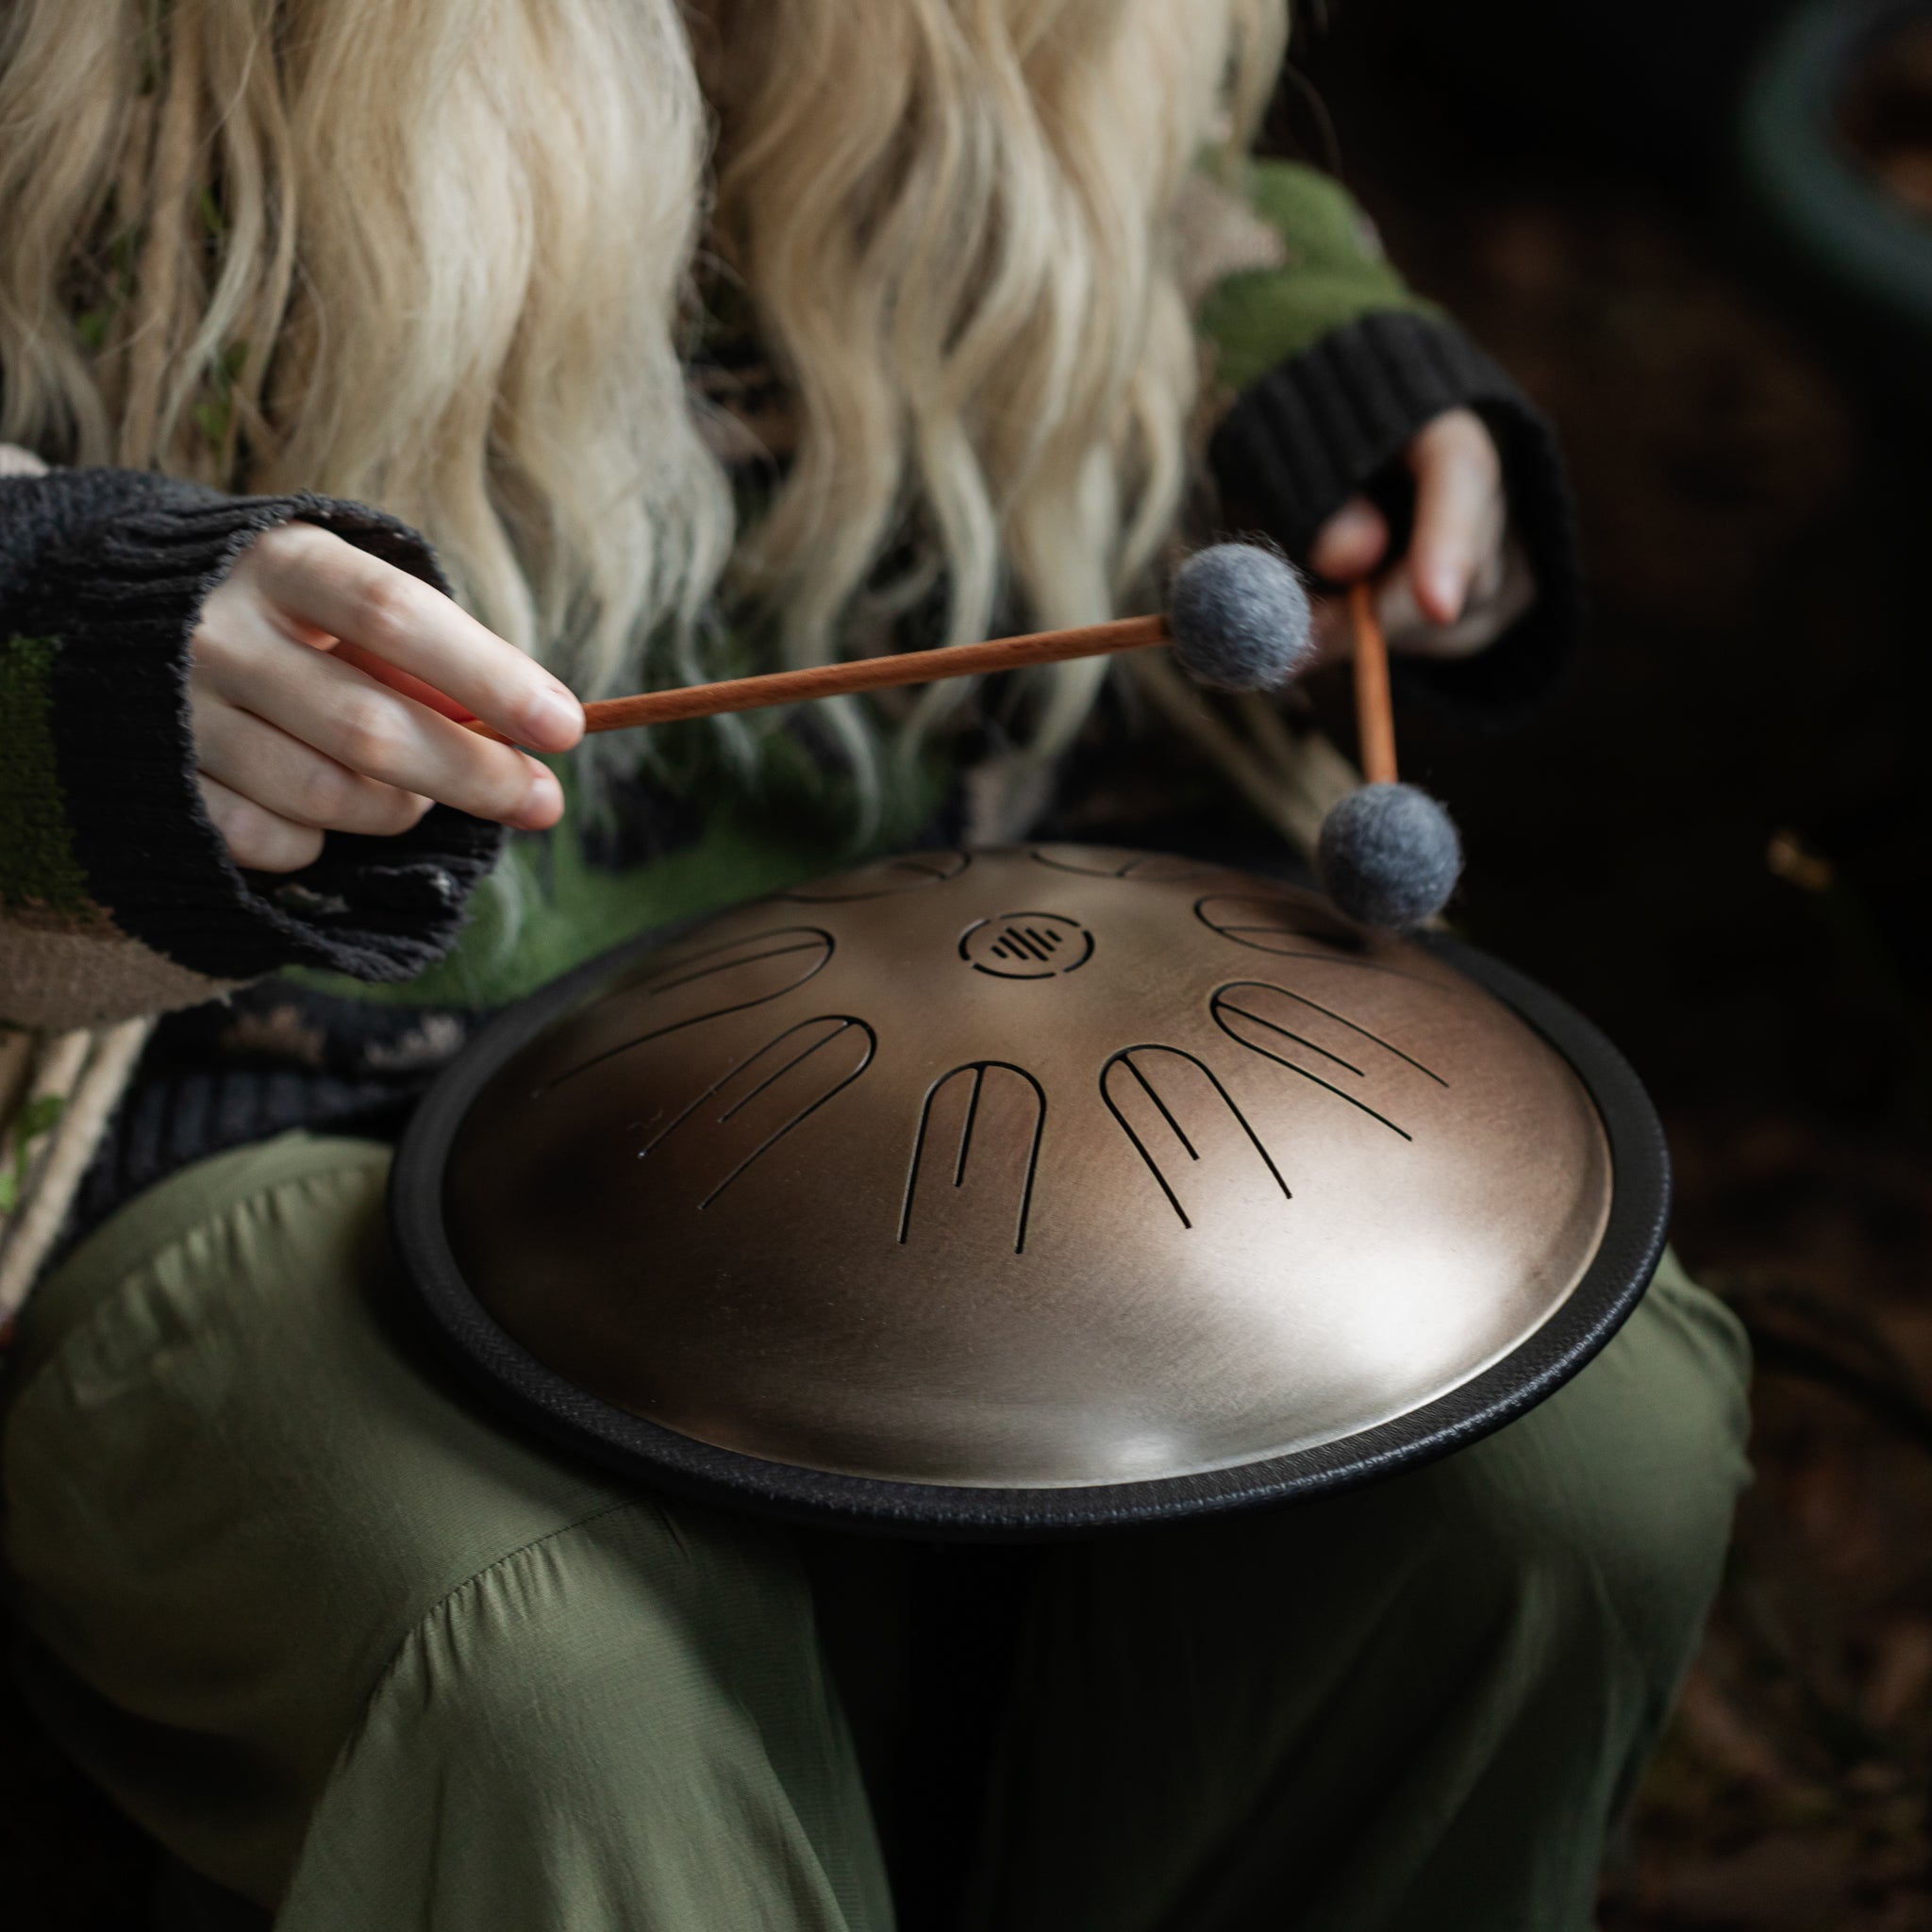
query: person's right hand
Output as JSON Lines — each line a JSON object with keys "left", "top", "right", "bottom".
{"left": 190, "top": 523, "right": 584, "bottom": 873}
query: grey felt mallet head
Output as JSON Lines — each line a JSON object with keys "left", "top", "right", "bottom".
{"left": 1317, "top": 781, "right": 1464, "bottom": 931}
{"left": 1168, "top": 543, "right": 1315, "bottom": 692}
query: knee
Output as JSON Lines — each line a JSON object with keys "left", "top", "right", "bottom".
{"left": 411, "top": 1498, "right": 815, "bottom": 1784}
{"left": 1413, "top": 1271, "right": 1752, "bottom": 1681}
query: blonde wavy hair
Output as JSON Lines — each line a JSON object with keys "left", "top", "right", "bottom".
{"left": 0, "top": 0, "right": 1288, "bottom": 804}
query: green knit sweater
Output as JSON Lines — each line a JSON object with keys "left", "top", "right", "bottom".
{"left": 0, "top": 159, "right": 1579, "bottom": 1255}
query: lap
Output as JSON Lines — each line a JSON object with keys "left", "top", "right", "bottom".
{"left": 5, "top": 1132, "right": 806, "bottom": 1903}
{"left": 2, "top": 1130, "right": 1750, "bottom": 1924}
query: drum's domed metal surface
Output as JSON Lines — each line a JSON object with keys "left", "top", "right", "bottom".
{"left": 393, "top": 846, "right": 1669, "bottom": 1536}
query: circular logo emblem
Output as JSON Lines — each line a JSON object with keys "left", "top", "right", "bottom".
{"left": 959, "top": 911, "right": 1093, "bottom": 979}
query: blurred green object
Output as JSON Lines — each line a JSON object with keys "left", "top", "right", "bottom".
{"left": 1740, "top": 0, "right": 1932, "bottom": 397}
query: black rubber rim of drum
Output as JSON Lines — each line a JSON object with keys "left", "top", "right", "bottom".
{"left": 391, "top": 912, "right": 1672, "bottom": 1541}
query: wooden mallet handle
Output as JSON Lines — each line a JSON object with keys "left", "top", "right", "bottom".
{"left": 1349, "top": 580, "right": 1398, "bottom": 786}
{"left": 464, "top": 612, "right": 1170, "bottom": 745}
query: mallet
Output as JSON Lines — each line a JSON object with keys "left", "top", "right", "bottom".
{"left": 1315, "top": 581, "right": 1464, "bottom": 930}
{"left": 464, "top": 542, "right": 1314, "bottom": 742}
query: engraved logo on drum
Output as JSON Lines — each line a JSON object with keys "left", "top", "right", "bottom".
{"left": 959, "top": 911, "right": 1093, "bottom": 979}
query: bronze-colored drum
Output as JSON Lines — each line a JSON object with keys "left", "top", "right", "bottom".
{"left": 392, "top": 846, "right": 1668, "bottom": 1536}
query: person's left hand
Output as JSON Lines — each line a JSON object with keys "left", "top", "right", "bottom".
{"left": 1305, "top": 408, "right": 1534, "bottom": 663}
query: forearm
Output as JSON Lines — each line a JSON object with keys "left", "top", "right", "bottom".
{"left": 1, "top": 459, "right": 502, "bottom": 1029}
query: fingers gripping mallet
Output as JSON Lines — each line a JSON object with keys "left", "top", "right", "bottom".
{"left": 1315, "top": 582, "right": 1464, "bottom": 931}
{"left": 464, "top": 542, "right": 1315, "bottom": 741}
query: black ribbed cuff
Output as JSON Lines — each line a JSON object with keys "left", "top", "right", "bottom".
{"left": 13, "top": 475, "right": 502, "bottom": 982}
{"left": 1208, "top": 309, "right": 1584, "bottom": 726}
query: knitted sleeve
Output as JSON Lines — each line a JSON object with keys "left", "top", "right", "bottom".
{"left": 0, "top": 465, "right": 503, "bottom": 1030}
{"left": 1191, "top": 159, "right": 1582, "bottom": 725}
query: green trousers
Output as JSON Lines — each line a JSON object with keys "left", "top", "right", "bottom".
{"left": 2, "top": 1132, "right": 1751, "bottom": 1931}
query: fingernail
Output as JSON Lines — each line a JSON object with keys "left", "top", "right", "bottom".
{"left": 518, "top": 769, "right": 563, "bottom": 829}
{"left": 1429, "top": 564, "right": 1467, "bottom": 623}
{"left": 524, "top": 688, "right": 582, "bottom": 749}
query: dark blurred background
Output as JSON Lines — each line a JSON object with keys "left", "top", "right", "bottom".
{"left": 1283, "top": 0, "right": 1932, "bottom": 1923}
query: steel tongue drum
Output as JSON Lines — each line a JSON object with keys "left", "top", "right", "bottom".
{"left": 392, "top": 846, "right": 1669, "bottom": 1537}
